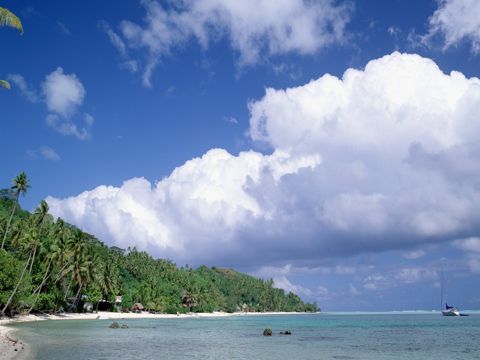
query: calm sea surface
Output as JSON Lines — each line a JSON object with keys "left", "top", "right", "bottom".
{"left": 10, "top": 312, "right": 480, "bottom": 359}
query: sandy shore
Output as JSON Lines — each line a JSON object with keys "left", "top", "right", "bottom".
{"left": 0, "top": 311, "right": 312, "bottom": 359}
{"left": 0, "top": 326, "right": 24, "bottom": 360}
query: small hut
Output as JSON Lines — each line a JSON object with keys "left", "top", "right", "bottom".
{"left": 132, "top": 303, "right": 145, "bottom": 313}
{"left": 242, "top": 303, "right": 249, "bottom": 313}
{"left": 83, "top": 302, "right": 94, "bottom": 312}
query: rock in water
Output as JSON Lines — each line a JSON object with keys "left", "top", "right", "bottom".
{"left": 263, "top": 328, "right": 272, "bottom": 336}
{"left": 109, "top": 321, "right": 120, "bottom": 329}
{"left": 121, "top": 324, "right": 129, "bottom": 329}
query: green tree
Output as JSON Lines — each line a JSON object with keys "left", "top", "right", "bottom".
{"left": 29, "top": 200, "right": 51, "bottom": 274}
{"left": 67, "top": 233, "right": 98, "bottom": 309}
{"left": 27, "top": 215, "right": 70, "bottom": 314}
{"left": 0, "top": 245, "right": 32, "bottom": 316}
{"left": 0, "top": 251, "right": 30, "bottom": 317}
{"left": 1, "top": 172, "right": 30, "bottom": 250}
{"left": 0, "top": 7, "right": 23, "bottom": 89}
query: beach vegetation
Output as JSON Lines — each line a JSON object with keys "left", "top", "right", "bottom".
{"left": 0, "top": 174, "right": 318, "bottom": 317}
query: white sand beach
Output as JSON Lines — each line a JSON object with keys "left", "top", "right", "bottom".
{"left": 0, "top": 311, "right": 312, "bottom": 359}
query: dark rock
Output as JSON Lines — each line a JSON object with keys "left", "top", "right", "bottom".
{"left": 263, "top": 328, "right": 272, "bottom": 336}
{"left": 109, "top": 321, "right": 120, "bottom": 329}
{"left": 121, "top": 324, "right": 129, "bottom": 329}
{"left": 279, "top": 330, "right": 292, "bottom": 335}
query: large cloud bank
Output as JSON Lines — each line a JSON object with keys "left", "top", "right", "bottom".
{"left": 47, "top": 52, "right": 480, "bottom": 266}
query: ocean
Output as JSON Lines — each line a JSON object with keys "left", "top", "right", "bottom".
{"left": 10, "top": 312, "right": 480, "bottom": 359}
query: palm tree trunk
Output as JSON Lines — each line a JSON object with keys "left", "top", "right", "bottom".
{"left": 73, "top": 283, "right": 83, "bottom": 310}
{"left": 27, "top": 259, "right": 52, "bottom": 314}
{"left": 1, "top": 193, "right": 18, "bottom": 250}
{"left": 54, "top": 262, "right": 69, "bottom": 283}
{"left": 28, "top": 244, "right": 37, "bottom": 275}
{"left": 1, "top": 252, "right": 31, "bottom": 317}
{"left": 63, "top": 282, "right": 71, "bottom": 302}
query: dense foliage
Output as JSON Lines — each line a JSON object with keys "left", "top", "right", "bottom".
{"left": 0, "top": 175, "right": 318, "bottom": 317}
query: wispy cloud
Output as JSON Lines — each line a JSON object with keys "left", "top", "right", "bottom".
{"left": 422, "top": 0, "right": 480, "bottom": 54}
{"left": 107, "top": 0, "right": 352, "bottom": 87}
{"left": 99, "top": 20, "right": 138, "bottom": 73}
{"left": 26, "top": 146, "right": 61, "bottom": 161}
{"left": 224, "top": 116, "right": 238, "bottom": 124}
{"left": 57, "top": 21, "right": 71, "bottom": 35}
{"left": 403, "top": 250, "right": 426, "bottom": 260}
{"left": 7, "top": 74, "right": 40, "bottom": 103}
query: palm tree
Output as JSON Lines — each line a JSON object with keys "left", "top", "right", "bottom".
{"left": 62, "top": 232, "right": 98, "bottom": 309}
{"left": 27, "top": 220, "right": 71, "bottom": 314}
{"left": 29, "top": 201, "right": 51, "bottom": 274}
{"left": 1, "top": 7, "right": 23, "bottom": 90}
{"left": 0, "top": 217, "right": 35, "bottom": 316}
{"left": 1, "top": 172, "right": 30, "bottom": 250}
{"left": 0, "top": 250, "right": 32, "bottom": 316}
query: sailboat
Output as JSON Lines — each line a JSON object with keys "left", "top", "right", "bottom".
{"left": 442, "top": 303, "right": 460, "bottom": 317}
{"left": 440, "top": 266, "right": 467, "bottom": 316}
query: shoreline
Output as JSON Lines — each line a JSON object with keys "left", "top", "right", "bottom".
{"left": 0, "top": 323, "right": 28, "bottom": 360}
{"left": 0, "top": 311, "right": 314, "bottom": 359}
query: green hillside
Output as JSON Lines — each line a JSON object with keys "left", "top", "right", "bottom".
{"left": 0, "top": 175, "right": 318, "bottom": 317}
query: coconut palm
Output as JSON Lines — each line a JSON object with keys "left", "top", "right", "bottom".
{"left": 63, "top": 232, "right": 98, "bottom": 308}
{"left": 0, "top": 250, "right": 31, "bottom": 316}
{"left": 27, "top": 220, "right": 72, "bottom": 314}
{"left": 0, "top": 80, "right": 10, "bottom": 89}
{"left": 1, "top": 7, "right": 23, "bottom": 90}
{"left": 0, "top": 7, "right": 23, "bottom": 32}
{"left": 29, "top": 200, "right": 52, "bottom": 274}
{"left": 1, "top": 172, "right": 30, "bottom": 250}
{"left": 97, "top": 258, "right": 119, "bottom": 300}
{"left": 0, "top": 217, "right": 35, "bottom": 316}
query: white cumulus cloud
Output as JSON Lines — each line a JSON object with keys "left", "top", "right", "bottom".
{"left": 42, "top": 67, "right": 85, "bottom": 118}
{"left": 41, "top": 68, "right": 93, "bottom": 140}
{"left": 47, "top": 52, "right": 480, "bottom": 267}
{"left": 109, "top": 0, "right": 352, "bottom": 86}
{"left": 47, "top": 149, "right": 319, "bottom": 264}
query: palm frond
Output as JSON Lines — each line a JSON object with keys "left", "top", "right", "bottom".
{"left": 0, "top": 7, "right": 24, "bottom": 34}
{"left": 0, "top": 79, "right": 11, "bottom": 89}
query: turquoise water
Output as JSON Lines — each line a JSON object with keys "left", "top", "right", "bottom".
{"left": 11, "top": 313, "right": 480, "bottom": 359}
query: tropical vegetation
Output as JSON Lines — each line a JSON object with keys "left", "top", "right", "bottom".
{"left": 0, "top": 173, "right": 318, "bottom": 317}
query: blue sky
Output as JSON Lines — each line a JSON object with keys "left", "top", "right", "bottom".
{"left": 2, "top": 0, "right": 480, "bottom": 311}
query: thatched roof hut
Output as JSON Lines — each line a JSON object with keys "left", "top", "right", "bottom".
{"left": 132, "top": 303, "right": 144, "bottom": 312}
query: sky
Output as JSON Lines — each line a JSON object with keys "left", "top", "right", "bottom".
{"left": 1, "top": 0, "right": 480, "bottom": 311}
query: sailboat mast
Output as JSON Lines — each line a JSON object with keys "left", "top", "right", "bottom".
{"left": 440, "top": 266, "right": 444, "bottom": 311}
